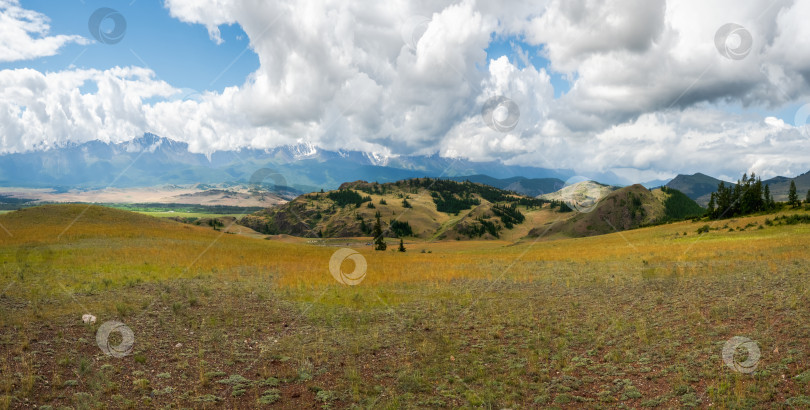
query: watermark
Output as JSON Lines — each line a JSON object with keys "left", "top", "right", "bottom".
{"left": 560, "top": 176, "right": 605, "bottom": 213}
{"left": 401, "top": 15, "right": 431, "bottom": 51}
{"left": 96, "top": 320, "right": 135, "bottom": 358}
{"left": 175, "top": 88, "right": 203, "bottom": 103}
{"left": 714, "top": 23, "right": 752, "bottom": 60}
{"left": 794, "top": 103, "right": 810, "bottom": 137}
{"left": 329, "top": 248, "right": 367, "bottom": 286}
{"left": 249, "top": 167, "right": 301, "bottom": 201}
{"left": 88, "top": 8, "right": 127, "bottom": 45}
{"left": 249, "top": 168, "right": 288, "bottom": 192}
{"left": 481, "top": 96, "right": 520, "bottom": 133}
{"left": 722, "top": 336, "right": 760, "bottom": 374}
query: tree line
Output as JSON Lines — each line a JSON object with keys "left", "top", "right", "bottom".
{"left": 707, "top": 172, "right": 808, "bottom": 219}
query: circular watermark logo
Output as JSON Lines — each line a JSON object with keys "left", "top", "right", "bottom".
{"left": 96, "top": 320, "right": 135, "bottom": 358}
{"left": 560, "top": 176, "right": 605, "bottom": 213}
{"left": 401, "top": 15, "right": 431, "bottom": 51}
{"left": 176, "top": 88, "right": 203, "bottom": 103}
{"left": 88, "top": 8, "right": 127, "bottom": 45}
{"left": 722, "top": 336, "right": 760, "bottom": 374}
{"left": 714, "top": 23, "right": 752, "bottom": 60}
{"left": 329, "top": 248, "right": 367, "bottom": 286}
{"left": 249, "top": 168, "right": 288, "bottom": 192}
{"left": 794, "top": 103, "right": 810, "bottom": 136}
{"left": 481, "top": 96, "right": 520, "bottom": 133}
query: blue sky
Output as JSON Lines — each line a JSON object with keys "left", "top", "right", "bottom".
{"left": 3, "top": 1, "right": 573, "bottom": 99}
{"left": 2, "top": 0, "right": 258, "bottom": 92}
{"left": 485, "top": 36, "right": 571, "bottom": 98}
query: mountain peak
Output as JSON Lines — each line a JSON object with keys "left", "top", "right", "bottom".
{"left": 125, "top": 133, "right": 166, "bottom": 152}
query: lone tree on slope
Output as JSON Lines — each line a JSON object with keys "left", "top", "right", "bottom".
{"left": 788, "top": 180, "right": 799, "bottom": 208}
{"left": 372, "top": 214, "right": 387, "bottom": 251}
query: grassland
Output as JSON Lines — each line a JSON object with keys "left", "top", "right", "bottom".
{"left": 2, "top": 204, "right": 810, "bottom": 408}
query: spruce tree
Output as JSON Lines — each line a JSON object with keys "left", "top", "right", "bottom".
{"left": 763, "top": 184, "right": 771, "bottom": 210}
{"left": 398, "top": 238, "right": 406, "bottom": 252}
{"left": 372, "top": 214, "right": 387, "bottom": 251}
{"left": 788, "top": 180, "right": 799, "bottom": 208}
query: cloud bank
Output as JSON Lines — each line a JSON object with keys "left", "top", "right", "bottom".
{"left": 1, "top": 0, "right": 810, "bottom": 181}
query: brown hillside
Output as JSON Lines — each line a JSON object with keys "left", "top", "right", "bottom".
{"left": 529, "top": 184, "right": 665, "bottom": 239}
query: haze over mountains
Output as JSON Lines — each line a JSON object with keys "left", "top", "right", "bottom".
{"left": 1, "top": 134, "right": 809, "bottom": 204}
{"left": 0, "top": 134, "right": 574, "bottom": 192}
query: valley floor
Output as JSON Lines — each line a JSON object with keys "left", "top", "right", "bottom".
{"left": 1, "top": 205, "right": 810, "bottom": 408}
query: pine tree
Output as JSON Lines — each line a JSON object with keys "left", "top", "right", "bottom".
{"left": 788, "top": 180, "right": 799, "bottom": 208}
{"left": 763, "top": 184, "right": 772, "bottom": 210}
{"left": 372, "top": 214, "right": 386, "bottom": 251}
{"left": 707, "top": 193, "right": 716, "bottom": 218}
{"left": 398, "top": 238, "right": 406, "bottom": 252}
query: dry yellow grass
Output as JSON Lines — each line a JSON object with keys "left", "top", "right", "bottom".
{"left": 3, "top": 204, "right": 810, "bottom": 408}
{"left": 3, "top": 204, "right": 808, "bottom": 293}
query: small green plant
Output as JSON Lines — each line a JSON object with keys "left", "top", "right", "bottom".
{"left": 258, "top": 389, "right": 281, "bottom": 404}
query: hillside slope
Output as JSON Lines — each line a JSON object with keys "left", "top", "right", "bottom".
{"left": 529, "top": 185, "right": 704, "bottom": 239}
{"left": 665, "top": 173, "right": 725, "bottom": 205}
{"left": 538, "top": 180, "right": 620, "bottom": 209}
{"left": 763, "top": 171, "right": 810, "bottom": 201}
{"left": 240, "top": 178, "right": 572, "bottom": 240}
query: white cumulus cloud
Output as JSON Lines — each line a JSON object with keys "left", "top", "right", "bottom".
{"left": 0, "top": 0, "right": 88, "bottom": 62}
{"left": 1, "top": 0, "right": 810, "bottom": 182}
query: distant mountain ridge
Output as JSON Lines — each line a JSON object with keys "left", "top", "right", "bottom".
{"left": 762, "top": 171, "right": 810, "bottom": 201}
{"left": 0, "top": 134, "right": 574, "bottom": 191}
{"left": 664, "top": 173, "right": 726, "bottom": 206}
{"left": 444, "top": 175, "right": 565, "bottom": 197}
{"left": 666, "top": 171, "right": 810, "bottom": 205}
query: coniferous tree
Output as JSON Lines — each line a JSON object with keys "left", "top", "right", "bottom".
{"left": 708, "top": 174, "right": 772, "bottom": 219}
{"left": 372, "top": 214, "right": 387, "bottom": 251}
{"left": 398, "top": 238, "right": 406, "bottom": 252}
{"left": 763, "top": 184, "right": 772, "bottom": 210}
{"left": 789, "top": 180, "right": 799, "bottom": 208}
{"left": 806, "top": 189, "right": 810, "bottom": 206}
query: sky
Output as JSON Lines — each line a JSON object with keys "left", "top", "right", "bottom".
{"left": 1, "top": 0, "right": 810, "bottom": 183}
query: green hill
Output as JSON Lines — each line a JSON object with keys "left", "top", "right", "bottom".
{"left": 664, "top": 173, "right": 725, "bottom": 205}
{"left": 239, "top": 178, "right": 565, "bottom": 240}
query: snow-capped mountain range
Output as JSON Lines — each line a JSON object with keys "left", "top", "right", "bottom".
{"left": 0, "top": 134, "right": 576, "bottom": 192}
